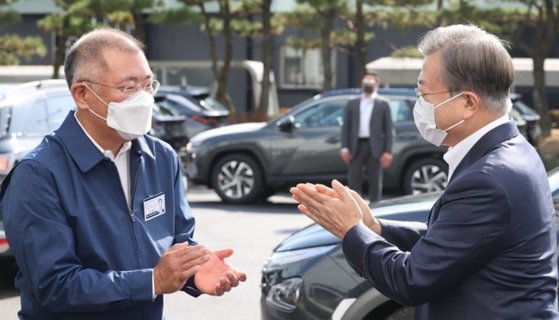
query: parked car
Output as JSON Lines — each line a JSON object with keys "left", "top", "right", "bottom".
{"left": 510, "top": 93, "right": 542, "bottom": 145}
{"left": 0, "top": 221, "right": 9, "bottom": 257}
{"left": 157, "top": 85, "right": 230, "bottom": 114}
{"left": 154, "top": 92, "right": 229, "bottom": 142}
{"left": 260, "top": 167, "right": 559, "bottom": 320}
{"left": 185, "top": 88, "right": 531, "bottom": 203}
{"left": 152, "top": 97, "right": 190, "bottom": 151}
{"left": 0, "top": 80, "right": 76, "bottom": 182}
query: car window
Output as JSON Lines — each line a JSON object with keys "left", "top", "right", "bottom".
{"left": 11, "top": 97, "right": 49, "bottom": 135}
{"left": 45, "top": 93, "right": 75, "bottom": 131}
{"left": 513, "top": 100, "right": 539, "bottom": 116}
{"left": 387, "top": 98, "right": 414, "bottom": 122}
{"left": 293, "top": 100, "right": 346, "bottom": 128}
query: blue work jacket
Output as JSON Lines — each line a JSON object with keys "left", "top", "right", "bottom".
{"left": 1, "top": 111, "right": 199, "bottom": 319}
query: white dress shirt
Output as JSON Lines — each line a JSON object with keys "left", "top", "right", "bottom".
{"left": 358, "top": 93, "right": 376, "bottom": 138}
{"left": 74, "top": 113, "right": 132, "bottom": 206}
{"left": 443, "top": 114, "right": 511, "bottom": 181}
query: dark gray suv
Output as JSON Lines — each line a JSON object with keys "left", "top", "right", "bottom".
{"left": 185, "top": 88, "right": 450, "bottom": 203}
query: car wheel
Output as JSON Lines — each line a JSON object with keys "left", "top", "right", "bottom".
{"left": 211, "top": 153, "right": 263, "bottom": 203}
{"left": 384, "top": 306, "right": 415, "bottom": 320}
{"left": 402, "top": 158, "right": 448, "bottom": 195}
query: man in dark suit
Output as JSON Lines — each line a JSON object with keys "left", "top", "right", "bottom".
{"left": 341, "top": 72, "right": 394, "bottom": 203}
{"left": 291, "top": 24, "right": 558, "bottom": 319}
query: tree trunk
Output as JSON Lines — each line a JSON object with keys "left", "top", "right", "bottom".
{"left": 215, "top": 0, "right": 235, "bottom": 113}
{"left": 52, "top": 15, "right": 70, "bottom": 79}
{"left": 198, "top": 2, "right": 235, "bottom": 114}
{"left": 354, "top": 0, "right": 366, "bottom": 83}
{"left": 258, "top": 0, "right": 272, "bottom": 117}
{"left": 133, "top": 12, "right": 147, "bottom": 44}
{"left": 320, "top": 10, "right": 335, "bottom": 91}
{"left": 532, "top": 54, "right": 551, "bottom": 137}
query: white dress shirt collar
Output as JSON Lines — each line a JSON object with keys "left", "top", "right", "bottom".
{"left": 74, "top": 112, "right": 132, "bottom": 206}
{"left": 443, "top": 114, "right": 510, "bottom": 181}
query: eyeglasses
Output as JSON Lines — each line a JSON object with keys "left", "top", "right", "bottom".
{"left": 415, "top": 88, "right": 450, "bottom": 98}
{"left": 80, "top": 79, "right": 160, "bottom": 95}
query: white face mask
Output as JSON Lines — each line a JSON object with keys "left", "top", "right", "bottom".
{"left": 413, "top": 92, "right": 465, "bottom": 146}
{"left": 85, "top": 87, "right": 154, "bottom": 141}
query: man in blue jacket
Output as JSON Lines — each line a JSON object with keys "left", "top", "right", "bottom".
{"left": 1, "top": 28, "right": 246, "bottom": 319}
{"left": 291, "top": 24, "right": 558, "bottom": 319}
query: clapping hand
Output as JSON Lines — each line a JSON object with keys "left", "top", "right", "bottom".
{"left": 194, "top": 248, "right": 247, "bottom": 296}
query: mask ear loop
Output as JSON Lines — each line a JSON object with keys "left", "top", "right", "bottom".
{"left": 82, "top": 83, "right": 110, "bottom": 105}
{"left": 82, "top": 82, "right": 110, "bottom": 121}
{"left": 439, "top": 93, "right": 467, "bottom": 132}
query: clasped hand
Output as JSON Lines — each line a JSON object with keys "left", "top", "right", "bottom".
{"left": 290, "top": 179, "right": 382, "bottom": 238}
{"left": 154, "top": 242, "right": 246, "bottom": 296}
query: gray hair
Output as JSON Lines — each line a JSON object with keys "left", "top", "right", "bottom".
{"left": 418, "top": 24, "right": 514, "bottom": 114}
{"left": 64, "top": 28, "right": 145, "bottom": 88}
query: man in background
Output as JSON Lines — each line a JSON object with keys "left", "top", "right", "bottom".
{"left": 340, "top": 72, "right": 394, "bottom": 203}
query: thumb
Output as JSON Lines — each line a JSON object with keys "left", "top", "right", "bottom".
{"left": 215, "top": 248, "right": 234, "bottom": 259}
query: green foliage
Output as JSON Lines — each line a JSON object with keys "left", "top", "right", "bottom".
{"left": 149, "top": 7, "right": 202, "bottom": 24}
{"left": 0, "top": 0, "right": 46, "bottom": 65}
{"left": 391, "top": 45, "right": 422, "bottom": 58}
{"left": 0, "top": 34, "right": 46, "bottom": 65}
{"left": 0, "top": 7, "right": 19, "bottom": 25}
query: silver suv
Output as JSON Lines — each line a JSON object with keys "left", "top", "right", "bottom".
{"left": 0, "top": 79, "right": 75, "bottom": 182}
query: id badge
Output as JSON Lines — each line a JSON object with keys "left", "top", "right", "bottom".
{"left": 143, "top": 192, "right": 165, "bottom": 221}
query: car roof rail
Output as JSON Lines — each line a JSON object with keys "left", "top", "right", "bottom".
{"left": 6, "top": 79, "right": 68, "bottom": 96}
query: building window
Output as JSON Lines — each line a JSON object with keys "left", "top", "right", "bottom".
{"left": 280, "top": 46, "right": 335, "bottom": 89}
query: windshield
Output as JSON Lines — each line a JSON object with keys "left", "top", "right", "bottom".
{"left": 513, "top": 100, "right": 539, "bottom": 116}
{"left": 199, "top": 96, "right": 228, "bottom": 112}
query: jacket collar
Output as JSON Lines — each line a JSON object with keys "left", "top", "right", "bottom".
{"left": 450, "top": 121, "right": 519, "bottom": 182}
{"left": 56, "top": 111, "right": 155, "bottom": 173}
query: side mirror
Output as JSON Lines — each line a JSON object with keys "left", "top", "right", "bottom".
{"left": 277, "top": 116, "right": 295, "bottom": 133}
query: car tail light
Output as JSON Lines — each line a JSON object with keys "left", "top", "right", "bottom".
{"left": 0, "top": 156, "right": 9, "bottom": 171}
{"left": 0, "top": 238, "right": 9, "bottom": 253}
{"left": 191, "top": 115, "right": 218, "bottom": 126}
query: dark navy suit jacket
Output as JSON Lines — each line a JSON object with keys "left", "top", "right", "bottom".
{"left": 343, "top": 122, "right": 559, "bottom": 319}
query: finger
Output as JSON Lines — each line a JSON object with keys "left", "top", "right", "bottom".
{"left": 214, "top": 283, "right": 224, "bottom": 296}
{"left": 236, "top": 271, "right": 247, "bottom": 282}
{"left": 350, "top": 189, "right": 369, "bottom": 213}
{"left": 178, "top": 249, "right": 211, "bottom": 268}
{"left": 220, "top": 277, "right": 232, "bottom": 292}
{"left": 226, "top": 271, "right": 240, "bottom": 287}
{"left": 331, "top": 179, "right": 354, "bottom": 202}
{"left": 315, "top": 184, "right": 338, "bottom": 198}
{"left": 181, "top": 265, "right": 201, "bottom": 280}
{"left": 215, "top": 248, "right": 234, "bottom": 259}
{"left": 167, "top": 241, "right": 189, "bottom": 252}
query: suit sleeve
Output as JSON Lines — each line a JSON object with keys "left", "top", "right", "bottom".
{"left": 342, "top": 172, "right": 510, "bottom": 306}
{"left": 378, "top": 219, "right": 427, "bottom": 251}
{"left": 341, "top": 100, "right": 352, "bottom": 150}
{"left": 383, "top": 101, "right": 394, "bottom": 153}
{"left": 2, "top": 161, "right": 153, "bottom": 313}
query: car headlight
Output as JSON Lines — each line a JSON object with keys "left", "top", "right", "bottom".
{"left": 264, "top": 244, "right": 337, "bottom": 270}
{"left": 261, "top": 245, "right": 338, "bottom": 312}
{"left": 265, "top": 277, "right": 303, "bottom": 312}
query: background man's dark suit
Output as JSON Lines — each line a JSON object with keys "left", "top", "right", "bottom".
{"left": 341, "top": 96, "right": 394, "bottom": 202}
{"left": 343, "top": 122, "right": 558, "bottom": 319}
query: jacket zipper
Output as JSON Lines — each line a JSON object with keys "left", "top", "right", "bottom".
{"left": 129, "top": 156, "right": 143, "bottom": 269}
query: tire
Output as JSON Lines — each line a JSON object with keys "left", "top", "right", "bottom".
{"left": 402, "top": 157, "right": 448, "bottom": 195}
{"left": 211, "top": 153, "right": 264, "bottom": 203}
{"left": 384, "top": 306, "right": 415, "bottom": 320}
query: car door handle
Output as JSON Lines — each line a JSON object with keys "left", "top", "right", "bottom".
{"left": 326, "top": 136, "right": 340, "bottom": 144}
